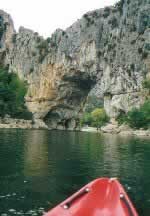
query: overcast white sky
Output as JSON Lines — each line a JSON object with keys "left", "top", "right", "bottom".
{"left": 1, "top": 0, "right": 118, "bottom": 38}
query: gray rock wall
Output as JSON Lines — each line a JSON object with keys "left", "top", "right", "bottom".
{"left": 0, "top": 0, "right": 149, "bottom": 129}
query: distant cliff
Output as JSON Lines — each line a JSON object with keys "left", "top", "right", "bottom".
{"left": 0, "top": 0, "right": 149, "bottom": 129}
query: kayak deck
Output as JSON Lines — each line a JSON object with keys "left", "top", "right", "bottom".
{"left": 45, "top": 178, "right": 138, "bottom": 216}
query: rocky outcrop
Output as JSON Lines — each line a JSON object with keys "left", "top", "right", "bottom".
{"left": 101, "top": 120, "right": 121, "bottom": 134}
{"left": 0, "top": 0, "right": 149, "bottom": 129}
{"left": 0, "top": 116, "right": 48, "bottom": 129}
{"left": 101, "top": 122, "right": 150, "bottom": 137}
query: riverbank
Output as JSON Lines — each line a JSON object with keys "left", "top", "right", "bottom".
{"left": 0, "top": 116, "right": 149, "bottom": 137}
{"left": 101, "top": 121, "right": 150, "bottom": 137}
{"left": 81, "top": 123, "right": 150, "bottom": 137}
{"left": 81, "top": 126, "right": 99, "bottom": 132}
{"left": 0, "top": 116, "right": 48, "bottom": 129}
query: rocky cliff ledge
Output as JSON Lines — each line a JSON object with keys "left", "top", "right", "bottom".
{"left": 0, "top": 0, "right": 149, "bottom": 129}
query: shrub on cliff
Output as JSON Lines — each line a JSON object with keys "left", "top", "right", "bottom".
{"left": 143, "top": 78, "right": 150, "bottom": 90}
{"left": 0, "top": 67, "right": 32, "bottom": 119}
{"left": 37, "top": 40, "right": 49, "bottom": 63}
{"left": 84, "top": 95, "right": 103, "bottom": 112}
{"left": 0, "top": 26, "right": 4, "bottom": 40}
{"left": 0, "top": 16, "right": 4, "bottom": 40}
{"left": 137, "top": 10, "right": 150, "bottom": 34}
{"left": 12, "top": 34, "right": 17, "bottom": 43}
{"left": 103, "top": 7, "right": 111, "bottom": 18}
{"left": 115, "top": 0, "right": 124, "bottom": 14}
{"left": 108, "top": 16, "right": 118, "bottom": 29}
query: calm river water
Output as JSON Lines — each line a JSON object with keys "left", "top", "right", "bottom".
{"left": 0, "top": 129, "right": 150, "bottom": 216}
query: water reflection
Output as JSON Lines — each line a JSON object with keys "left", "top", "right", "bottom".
{"left": 0, "top": 130, "right": 150, "bottom": 215}
{"left": 24, "top": 130, "right": 48, "bottom": 178}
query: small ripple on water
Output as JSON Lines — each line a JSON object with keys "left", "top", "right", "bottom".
{"left": 1, "top": 207, "right": 46, "bottom": 216}
{"left": 0, "top": 193, "right": 17, "bottom": 199}
{"left": 0, "top": 193, "right": 46, "bottom": 216}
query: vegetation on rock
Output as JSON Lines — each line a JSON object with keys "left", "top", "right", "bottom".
{"left": 143, "top": 78, "right": 150, "bottom": 90}
{"left": 108, "top": 16, "right": 118, "bottom": 29}
{"left": 0, "top": 66, "right": 32, "bottom": 119}
{"left": 117, "top": 100, "right": 150, "bottom": 129}
{"left": 0, "top": 16, "right": 4, "bottom": 40}
{"left": 103, "top": 7, "right": 111, "bottom": 18}
{"left": 84, "top": 95, "right": 103, "bottom": 112}
{"left": 37, "top": 40, "right": 49, "bottom": 63}
{"left": 91, "top": 108, "right": 109, "bottom": 128}
{"left": 81, "top": 107, "right": 109, "bottom": 128}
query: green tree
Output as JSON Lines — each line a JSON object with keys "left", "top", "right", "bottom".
{"left": 91, "top": 108, "right": 108, "bottom": 128}
{"left": 0, "top": 66, "right": 32, "bottom": 119}
{"left": 127, "top": 109, "right": 146, "bottom": 129}
{"left": 80, "top": 112, "right": 92, "bottom": 126}
{"left": 125, "top": 100, "right": 150, "bottom": 129}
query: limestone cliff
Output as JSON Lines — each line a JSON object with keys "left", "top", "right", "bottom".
{"left": 0, "top": 0, "right": 149, "bottom": 129}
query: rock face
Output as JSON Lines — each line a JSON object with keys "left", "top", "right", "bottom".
{"left": 0, "top": 0, "right": 150, "bottom": 129}
{"left": 0, "top": 116, "right": 48, "bottom": 129}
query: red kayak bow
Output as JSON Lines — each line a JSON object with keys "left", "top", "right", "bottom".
{"left": 45, "top": 178, "right": 138, "bottom": 216}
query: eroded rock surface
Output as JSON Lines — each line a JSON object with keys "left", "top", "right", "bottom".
{"left": 0, "top": 0, "right": 149, "bottom": 129}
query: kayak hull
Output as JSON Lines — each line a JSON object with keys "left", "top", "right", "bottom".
{"left": 45, "top": 178, "right": 138, "bottom": 216}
